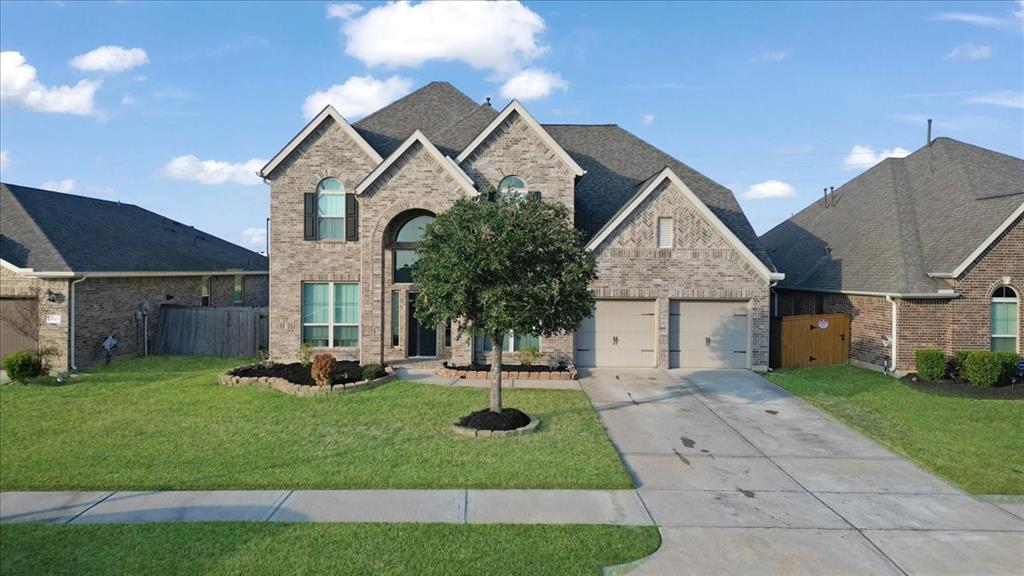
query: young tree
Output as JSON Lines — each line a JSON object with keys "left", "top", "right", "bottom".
{"left": 413, "top": 192, "right": 596, "bottom": 414}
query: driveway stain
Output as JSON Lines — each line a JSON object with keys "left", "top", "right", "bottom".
{"left": 680, "top": 436, "right": 696, "bottom": 448}
{"left": 736, "top": 488, "right": 756, "bottom": 498}
{"left": 672, "top": 448, "right": 690, "bottom": 465}
{"left": 765, "top": 409, "right": 779, "bottom": 415}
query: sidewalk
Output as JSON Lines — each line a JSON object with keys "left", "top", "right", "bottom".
{"left": 1, "top": 489, "right": 651, "bottom": 526}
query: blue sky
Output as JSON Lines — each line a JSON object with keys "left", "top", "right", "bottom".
{"left": 1, "top": 1, "right": 1021, "bottom": 251}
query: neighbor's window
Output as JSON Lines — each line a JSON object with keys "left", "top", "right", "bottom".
{"left": 201, "top": 276, "right": 212, "bottom": 307}
{"left": 233, "top": 275, "right": 244, "bottom": 304}
{"left": 481, "top": 331, "right": 539, "bottom": 353}
{"left": 498, "top": 175, "right": 527, "bottom": 197}
{"left": 317, "top": 178, "right": 345, "bottom": 240}
{"left": 302, "top": 282, "right": 359, "bottom": 347}
{"left": 657, "top": 217, "right": 674, "bottom": 249}
{"left": 391, "top": 291, "right": 400, "bottom": 347}
{"left": 991, "top": 286, "right": 1018, "bottom": 352}
{"left": 393, "top": 215, "right": 434, "bottom": 283}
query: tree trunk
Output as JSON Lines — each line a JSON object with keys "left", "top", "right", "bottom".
{"left": 490, "top": 336, "right": 503, "bottom": 413}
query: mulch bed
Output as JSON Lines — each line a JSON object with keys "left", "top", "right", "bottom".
{"left": 231, "top": 361, "right": 362, "bottom": 387}
{"left": 901, "top": 375, "right": 1024, "bottom": 399}
{"left": 444, "top": 363, "right": 568, "bottom": 373}
{"left": 457, "top": 408, "right": 531, "bottom": 431}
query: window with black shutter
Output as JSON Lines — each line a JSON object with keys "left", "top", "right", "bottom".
{"left": 345, "top": 193, "right": 358, "bottom": 241}
{"left": 303, "top": 192, "right": 318, "bottom": 240}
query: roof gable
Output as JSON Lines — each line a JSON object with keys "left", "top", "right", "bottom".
{"left": 586, "top": 168, "right": 782, "bottom": 281}
{"left": 260, "top": 105, "right": 382, "bottom": 179}
{"left": 354, "top": 130, "right": 478, "bottom": 196}
{"left": 456, "top": 100, "right": 584, "bottom": 177}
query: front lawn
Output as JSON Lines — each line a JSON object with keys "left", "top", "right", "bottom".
{"left": 0, "top": 356, "right": 632, "bottom": 490}
{"left": 0, "top": 522, "right": 660, "bottom": 576}
{"left": 765, "top": 365, "right": 1024, "bottom": 494}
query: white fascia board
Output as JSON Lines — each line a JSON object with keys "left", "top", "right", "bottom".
{"left": 455, "top": 100, "right": 585, "bottom": 177}
{"left": 776, "top": 286, "right": 961, "bottom": 299}
{"left": 355, "top": 130, "right": 477, "bottom": 196}
{"left": 585, "top": 168, "right": 778, "bottom": 281}
{"left": 259, "top": 105, "right": 383, "bottom": 178}
{"left": 1, "top": 259, "right": 267, "bottom": 279}
{"left": 941, "top": 201, "right": 1024, "bottom": 278}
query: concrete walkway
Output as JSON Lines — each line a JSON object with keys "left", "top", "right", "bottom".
{"left": 582, "top": 368, "right": 1024, "bottom": 576}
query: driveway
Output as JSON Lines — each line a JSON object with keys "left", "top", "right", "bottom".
{"left": 582, "top": 368, "right": 1024, "bottom": 576}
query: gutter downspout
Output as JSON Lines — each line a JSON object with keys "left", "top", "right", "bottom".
{"left": 885, "top": 295, "right": 897, "bottom": 375}
{"left": 70, "top": 276, "right": 88, "bottom": 371}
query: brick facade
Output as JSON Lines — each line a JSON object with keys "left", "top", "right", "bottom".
{"left": 1, "top": 266, "right": 71, "bottom": 370}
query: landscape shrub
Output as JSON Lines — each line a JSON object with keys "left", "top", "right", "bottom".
{"left": 961, "top": 351, "right": 1003, "bottom": 387}
{"left": 299, "top": 343, "right": 312, "bottom": 367}
{"left": 361, "top": 363, "right": 385, "bottom": 381}
{"left": 993, "top": 352, "right": 1021, "bottom": 382}
{"left": 310, "top": 354, "right": 335, "bottom": 387}
{"left": 2, "top": 351, "right": 44, "bottom": 383}
{"left": 518, "top": 345, "right": 542, "bottom": 366}
{"left": 914, "top": 349, "right": 947, "bottom": 381}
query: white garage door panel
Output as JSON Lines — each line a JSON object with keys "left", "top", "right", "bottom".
{"left": 574, "top": 300, "right": 655, "bottom": 367}
{"left": 670, "top": 301, "right": 749, "bottom": 369}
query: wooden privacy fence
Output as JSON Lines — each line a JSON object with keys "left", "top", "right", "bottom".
{"left": 154, "top": 306, "right": 268, "bottom": 358}
{"left": 773, "top": 313, "right": 850, "bottom": 369}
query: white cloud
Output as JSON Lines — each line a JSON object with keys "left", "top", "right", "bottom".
{"left": 750, "top": 50, "right": 787, "bottom": 63}
{"left": 241, "top": 227, "right": 267, "bottom": 249}
{"left": 121, "top": 94, "right": 137, "bottom": 106}
{"left": 1, "top": 51, "right": 101, "bottom": 115}
{"left": 945, "top": 42, "right": 992, "bottom": 60}
{"left": 641, "top": 114, "right": 655, "bottom": 126}
{"left": 41, "top": 179, "right": 75, "bottom": 193}
{"left": 302, "top": 74, "right": 413, "bottom": 119}
{"left": 83, "top": 184, "right": 116, "bottom": 198}
{"left": 843, "top": 145, "right": 912, "bottom": 171}
{"left": 342, "top": 1, "right": 546, "bottom": 75}
{"left": 741, "top": 180, "right": 797, "bottom": 200}
{"left": 161, "top": 155, "right": 266, "bottom": 186}
{"left": 0, "top": 150, "right": 9, "bottom": 171}
{"left": 326, "top": 3, "right": 364, "bottom": 20}
{"left": 70, "top": 45, "right": 149, "bottom": 73}
{"left": 967, "top": 90, "right": 1024, "bottom": 109}
{"left": 499, "top": 69, "right": 567, "bottom": 101}
{"left": 931, "top": 12, "right": 1007, "bottom": 29}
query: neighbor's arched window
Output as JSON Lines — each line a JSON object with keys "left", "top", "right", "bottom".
{"left": 991, "top": 286, "right": 1018, "bottom": 352}
{"left": 393, "top": 214, "right": 434, "bottom": 283}
{"left": 498, "top": 175, "right": 527, "bottom": 197}
{"left": 317, "top": 178, "right": 345, "bottom": 240}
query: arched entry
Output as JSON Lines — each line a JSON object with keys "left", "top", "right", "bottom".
{"left": 385, "top": 210, "right": 438, "bottom": 358}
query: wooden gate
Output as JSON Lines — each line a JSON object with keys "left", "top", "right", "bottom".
{"left": 154, "top": 306, "right": 268, "bottom": 358}
{"left": 779, "top": 313, "right": 850, "bottom": 368}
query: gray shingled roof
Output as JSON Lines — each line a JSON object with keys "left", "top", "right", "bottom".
{"left": 1, "top": 183, "right": 268, "bottom": 273}
{"left": 760, "top": 138, "right": 1024, "bottom": 294}
{"left": 350, "top": 82, "right": 774, "bottom": 270}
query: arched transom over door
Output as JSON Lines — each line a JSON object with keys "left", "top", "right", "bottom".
{"left": 385, "top": 210, "right": 437, "bottom": 358}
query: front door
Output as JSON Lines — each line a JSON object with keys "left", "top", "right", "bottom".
{"left": 407, "top": 293, "right": 436, "bottom": 357}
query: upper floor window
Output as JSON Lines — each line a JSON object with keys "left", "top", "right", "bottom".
{"left": 991, "top": 286, "right": 1018, "bottom": 353}
{"left": 393, "top": 214, "right": 434, "bottom": 283}
{"left": 317, "top": 178, "right": 345, "bottom": 240}
{"left": 498, "top": 175, "right": 528, "bottom": 197}
{"left": 657, "top": 217, "right": 674, "bottom": 249}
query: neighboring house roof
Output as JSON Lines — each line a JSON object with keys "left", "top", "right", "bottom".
{"left": 345, "top": 82, "right": 775, "bottom": 270}
{"left": 1, "top": 183, "right": 268, "bottom": 275}
{"left": 760, "top": 138, "right": 1024, "bottom": 295}
{"left": 354, "top": 130, "right": 477, "bottom": 196}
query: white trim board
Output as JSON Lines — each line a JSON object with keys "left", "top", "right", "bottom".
{"left": 928, "top": 201, "right": 1024, "bottom": 279}
{"left": 585, "top": 167, "right": 783, "bottom": 282}
{"left": 354, "top": 130, "right": 477, "bottom": 196}
{"left": 455, "top": 100, "right": 585, "bottom": 177}
{"left": 1, "top": 259, "right": 267, "bottom": 279}
{"left": 259, "top": 105, "right": 383, "bottom": 178}
{"left": 773, "top": 285, "right": 960, "bottom": 299}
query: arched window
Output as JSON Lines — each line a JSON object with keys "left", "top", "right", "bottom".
{"left": 498, "top": 175, "right": 527, "bottom": 197}
{"left": 991, "top": 286, "right": 1018, "bottom": 352}
{"left": 317, "top": 178, "right": 345, "bottom": 240}
{"left": 392, "top": 214, "right": 434, "bottom": 283}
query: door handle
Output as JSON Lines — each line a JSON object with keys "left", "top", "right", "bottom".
{"left": 612, "top": 336, "right": 619, "bottom": 345}
{"left": 705, "top": 337, "right": 711, "bottom": 347}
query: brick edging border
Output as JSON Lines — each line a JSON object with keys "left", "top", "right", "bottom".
{"left": 451, "top": 415, "right": 541, "bottom": 438}
{"left": 219, "top": 366, "right": 396, "bottom": 397}
{"left": 436, "top": 366, "right": 578, "bottom": 381}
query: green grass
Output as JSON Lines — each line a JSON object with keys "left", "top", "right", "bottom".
{"left": 0, "top": 356, "right": 632, "bottom": 490}
{"left": 0, "top": 522, "right": 660, "bottom": 576}
{"left": 765, "top": 365, "right": 1024, "bottom": 494}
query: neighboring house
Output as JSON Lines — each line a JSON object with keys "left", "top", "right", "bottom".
{"left": 261, "top": 81, "right": 781, "bottom": 370}
{"left": 761, "top": 138, "right": 1023, "bottom": 375}
{"left": 0, "top": 183, "right": 269, "bottom": 369}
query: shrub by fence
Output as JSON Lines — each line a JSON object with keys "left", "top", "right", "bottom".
{"left": 154, "top": 306, "right": 268, "bottom": 358}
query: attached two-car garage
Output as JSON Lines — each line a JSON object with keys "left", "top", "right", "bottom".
{"left": 574, "top": 299, "right": 749, "bottom": 369}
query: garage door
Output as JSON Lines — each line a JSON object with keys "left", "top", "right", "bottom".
{"left": 669, "top": 301, "right": 748, "bottom": 368}
{"left": 574, "top": 300, "right": 655, "bottom": 367}
{"left": 0, "top": 298, "right": 38, "bottom": 360}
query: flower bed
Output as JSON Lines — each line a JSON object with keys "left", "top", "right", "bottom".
{"left": 221, "top": 361, "right": 394, "bottom": 397}
{"left": 438, "top": 362, "right": 577, "bottom": 381}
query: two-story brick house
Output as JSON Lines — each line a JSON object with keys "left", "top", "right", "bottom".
{"left": 261, "top": 82, "right": 782, "bottom": 370}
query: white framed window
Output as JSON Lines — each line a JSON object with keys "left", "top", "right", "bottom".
{"left": 657, "top": 217, "right": 674, "bottom": 248}
{"left": 991, "top": 286, "right": 1018, "bottom": 353}
{"left": 233, "top": 275, "right": 244, "bottom": 304}
{"left": 302, "top": 282, "right": 360, "bottom": 348}
{"left": 498, "top": 175, "right": 528, "bottom": 197}
{"left": 201, "top": 276, "right": 212, "bottom": 307}
{"left": 481, "top": 331, "right": 540, "bottom": 353}
{"left": 317, "top": 178, "right": 345, "bottom": 240}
